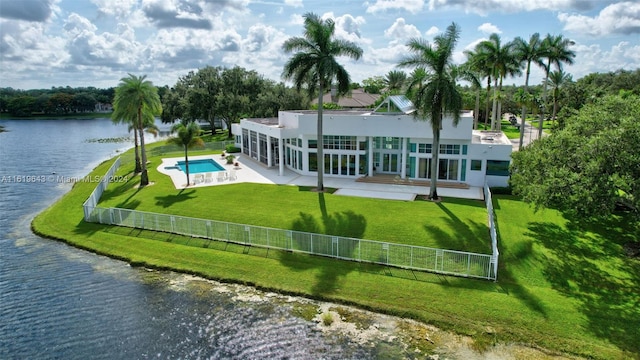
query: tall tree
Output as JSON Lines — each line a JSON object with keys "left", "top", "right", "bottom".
{"left": 282, "top": 12, "right": 363, "bottom": 192}
{"left": 511, "top": 94, "right": 640, "bottom": 220}
{"left": 513, "top": 33, "right": 544, "bottom": 148}
{"left": 538, "top": 34, "right": 576, "bottom": 137}
{"left": 398, "top": 22, "right": 463, "bottom": 200}
{"left": 384, "top": 70, "right": 407, "bottom": 94}
{"left": 112, "top": 74, "right": 162, "bottom": 186}
{"left": 167, "top": 121, "right": 204, "bottom": 186}
{"left": 476, "top": 34, "right": 520, "bottom": 130}
{"left": 464, "top": 47, "right": 493, "bottom": 128}
{"left": 546, "top": 69, "right": 573, "bottom": 127}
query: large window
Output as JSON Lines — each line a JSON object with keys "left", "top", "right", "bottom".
{"left": 438, "top": 159, "right": 459, "bottom": 180}
{"left": 374, "top": 137, "right": 400, "bottom": 150}
{"left": 308, "top": 152, "right": 317, "bottom": 171}
{"left": 439, "top": 144, "right": 460, "bottom": 154}
{"left": 323, "top": 135, "right": 357, "bottom": 150}
{"left": 418, "top": 143, "right": 432, "bottom": 154}
{"left": 486, "top": 160, "right": 510, "bottom": 176}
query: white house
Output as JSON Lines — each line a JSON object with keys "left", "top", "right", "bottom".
{"left": 231, "top": 96, "right": 512, "bottom": 188}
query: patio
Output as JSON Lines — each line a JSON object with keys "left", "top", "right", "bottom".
{"left": 157, "top": 154, "right": 484, "bottom": 201}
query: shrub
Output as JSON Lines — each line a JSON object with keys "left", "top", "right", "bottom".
{"left": 226, "top": 145, "right": 241, "bottom": 153}
{"left": 225, "top": 155, "right": 235, "bottom": 164}
{"left": 321, "top": 312, "right": 334, "bottom": 326}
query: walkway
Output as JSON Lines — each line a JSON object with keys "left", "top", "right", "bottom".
{"left": 158, "top": 154, "right": 484, "bottom": 201}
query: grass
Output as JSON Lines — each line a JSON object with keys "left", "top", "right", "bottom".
{"left": 32, "top": 144, "right": 640, "bottom": 359}
{"left": 98, "top": 146, "right": 489, "bottom": 252}
{"left": 477, "top": 121, "right": 521, "bottom": 139}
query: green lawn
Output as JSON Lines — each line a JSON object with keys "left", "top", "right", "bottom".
{"left": 477, "top": 121, "right": 521, "bottom": 139}
{"left": 32, "top": 144, "right": 640, "bottom": 359}
{"left": 98, "top": 146, "right": 490, "bottom": 252}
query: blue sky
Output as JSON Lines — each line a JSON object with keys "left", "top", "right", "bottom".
{"left": 1, "top": 0, "right": 638, "bottom": 90}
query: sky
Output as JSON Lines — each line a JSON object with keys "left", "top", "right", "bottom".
{"left": 0, "top": 0, "right": 639, "bottom": 90}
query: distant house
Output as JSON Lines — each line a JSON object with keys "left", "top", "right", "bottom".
{"left": 95, "top": 103, "right": 113, "bottom": 112}
{"left": 232, "top": 96, "right": 512, "bottom": 188}
{"left": 312, "top": 88, "right": 381, "bottom": 109}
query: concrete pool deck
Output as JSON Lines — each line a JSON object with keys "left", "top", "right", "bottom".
{"left": 157, "top": 154, "right": 484, "bottom": 201}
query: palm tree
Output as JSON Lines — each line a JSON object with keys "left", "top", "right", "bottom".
{"left": 465, "top": 48, "right": 493, "bottom": 129}
{"left": 167, "top": 121, "right": 204, "bottom": 186}
{"left": 282, "top": 12, "right": 363, "bottom": 192}
{"left": 513, "top": 33, "right": 544, "bottom": 148}
{"left": 454, "top": 62, "right": 482, "bottom": 129}
{"left": 398, "top": 22, "right": 463, "bottom": 200}
{"left": 475, "top": 34, "right": 520, "bottom": 130}
{"left": 113, "top": 74, "right": 162, "bottom": 186}
{"left": 538, "top": 34, "right": 576, "bottom": 137}
{"left": 546, "top": 69, "right": 573, "bottom": 127}
{"left": 383, "top": 70, "right": 407, "bottom": 94}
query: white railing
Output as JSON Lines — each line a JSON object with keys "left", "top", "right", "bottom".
{"left": 83, "top": 157, "right": 121, "bottom": 221}
{"left": 83, "top": 158, "right": 498, "bottom": 280}
{"left": 484, "top": 183, "right": 499, "bottom": 281}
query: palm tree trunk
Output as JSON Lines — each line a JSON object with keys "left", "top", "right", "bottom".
{"left": 519, "top": 62, "right": 531, "bottom": 149}
{"left": 484, "top": 77, "right": 491, "bottom": 129}
{"left": 538, "top": 60, "right": 551, "bottom": 138}
{"left": 497, "top": 77, "right": 504, "bottom": 131}
{"left": 430, "top": 123, "right": 440, "bottom": 200}
{"left": 316, "top": 82, "right": 325, "bottom": 192}
{"left": 133, "top": 128, "right": 141, "bottom": 173}
{"left": 138, "top": 108, "right": 149, "bottom": 186}
{"left": 552, "top": 96, "right": 558, "bottom": 128}
{"left": 474, "top": 89, "right": 480, "bottom": 130}
{"left": 491, "top": 78, "right": 498, "bottom": 130}
{"left": 184, "top": 146, "right": 190, "bottom": 186}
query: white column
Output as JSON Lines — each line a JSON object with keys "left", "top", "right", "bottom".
{"left": 266, "top": 135, "right": 272, "bottom": 167}
{"left": 368, "top": 136, "right": 374, "bottom": 176}
{"left": 401, "top": 137, "right": 407, "bottom": 179}
{"left": 278, "top": 135, "right": 285, "bottom": 176}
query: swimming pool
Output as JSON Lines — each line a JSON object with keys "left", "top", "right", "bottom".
{"left": 176, "top": 159, "right": 224, "bottom": 173}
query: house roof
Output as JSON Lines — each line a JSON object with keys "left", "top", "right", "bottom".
{"left": 312, "top": 88, "right": 381, "bottom": 108}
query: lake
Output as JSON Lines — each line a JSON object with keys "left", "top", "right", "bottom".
{"left": 0, "top": 118, "right": 417, "bottom": 359}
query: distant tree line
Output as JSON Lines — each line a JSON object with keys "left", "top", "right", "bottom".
{"left": 0, "top": 86, "right": 115, "bottom": 116}
{"left": 160, "top": 65, "right": 309, "bottom": 138}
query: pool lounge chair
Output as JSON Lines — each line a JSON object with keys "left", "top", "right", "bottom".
{"left": 204, "top": 172, "right": 213, "bottom": 183}
{"left": 228, "top": 169, "right": 237, "bottom": 181}
{"left": 217, "top": 171, "right": 226, "bottom": 182}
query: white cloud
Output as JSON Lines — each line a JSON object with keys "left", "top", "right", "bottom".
{"left": 568, "top": 41, "right": 640, "bottom": 79}
{"left": 477, "top": 22, "right": 501, "bottom": 34}
{"left": 329, "top": 13, "right": 370, "bottom": 44}
{"left": 384, "top": 18, "right": 421, "bottom": 45}
{"left": 366, "top": 0, "right": 425, "bottom": 14}
{"left": 558, "top": 2, "right": 640, "bottom": 36}
{"left": 284, "top": 0, "right": 303, "bottom": 7}
{"left": 289, "top": 13, "right": 304, "bottom": 25}
{"left": 91, "top": 0, "right": 137, "bottom": 19}
{"left": 425, "top": 26, "right": 439, "bottom": 37}
{"left": 428, "top": 0, "right": 597, "bottom": 16}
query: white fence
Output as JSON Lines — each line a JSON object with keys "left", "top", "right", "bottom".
{"left": 83, "top": 158, "right": 498, "bottom": 281}
{"left": 484, "top": 183, "right": 500, "bottom": 280}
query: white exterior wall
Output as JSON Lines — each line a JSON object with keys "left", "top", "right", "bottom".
{"left": 235, "top": 110, "right": 512, "bottom": 187}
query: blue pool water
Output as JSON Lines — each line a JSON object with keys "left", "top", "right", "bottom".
{"left": 176, "top": 159, "right": 224, "bottom": 173}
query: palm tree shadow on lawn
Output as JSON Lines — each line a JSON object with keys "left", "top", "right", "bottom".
{"left": 279, "top": 192, "right": 367, "bottom": 296}
{"left": 154, "top": 189, "right": 197, "bottom": 208}
{"left": 426, "top": 202, "right": 549, "bottom": 316}
{"left": 526, "top": 219, "right": 640, "bottom": 354}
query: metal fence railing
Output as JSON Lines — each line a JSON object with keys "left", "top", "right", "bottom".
{"left": 484, "top": 183, "right": 499, "bottom": 281}
{"left": 83, "top": 157, "right": 498, "bottom": 280}
{"left": 83, "top": 157, "right": 121, "bottom": 221}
